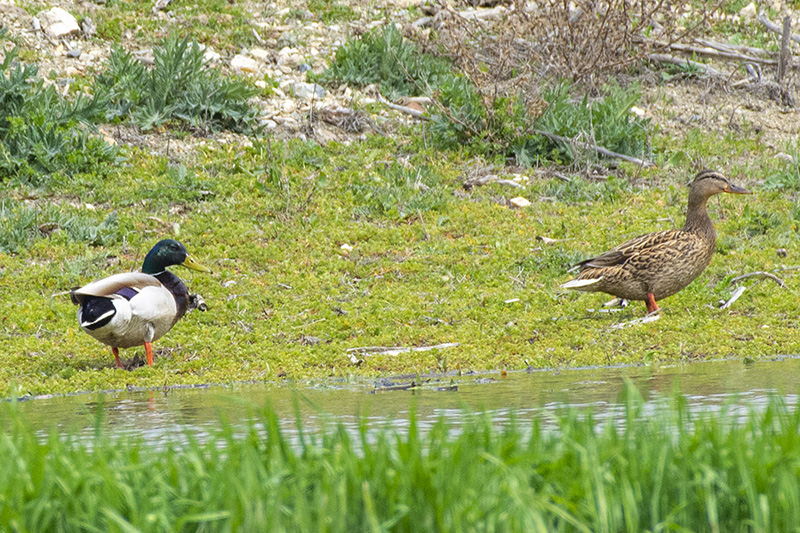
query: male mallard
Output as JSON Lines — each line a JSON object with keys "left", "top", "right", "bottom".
{"left": 561, "top": 170, "right": 751, "bottom": 314}
{"left": 71, "top": 239, "right": 211, "bottom": 368}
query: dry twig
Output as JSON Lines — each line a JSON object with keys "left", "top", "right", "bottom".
{"left": 347, "top": 343, "right": 460, "bottom": 364}
{"left": 647, "top": 53, "right": 725, "bottom": 77}
{"left": 532, "top": 129, "right": 653, "bottom": 167}
{"left": 730, "top": 271, "right": 786, "bottom": 288}
{"left": 758, "top": 11, "right": 800, "bottom": 45}
{"left": 721, "top": 286, "right": 747, "bottom": 309}
{"left": 377, "top": 93, "right": 429, "bottom": 120}
{"left": 778, "top": 16, "right": 793, "bottom": 84}
{"left": 645, "top": 38, "right": 784, "bottom": 66}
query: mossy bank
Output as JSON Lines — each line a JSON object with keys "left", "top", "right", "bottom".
{"left": 2, "top": 0, "right": 800, "bottom": 396}
{"left": 3, "top": 131, "right": 799, "bottom": 396}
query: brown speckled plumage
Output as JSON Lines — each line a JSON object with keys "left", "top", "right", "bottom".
{"left": 562, "top": 170, "right": 751, "bottom": 313}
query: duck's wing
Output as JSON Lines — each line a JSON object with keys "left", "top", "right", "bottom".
{"left": 71, "top": 273, "right": 162, "bottom": 304}
{"left": 573, "top": 229, "right": 683, "bottom": 271}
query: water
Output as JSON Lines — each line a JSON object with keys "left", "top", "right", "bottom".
{"left": 7, "top": 356, "right": 800, "bottom": 445}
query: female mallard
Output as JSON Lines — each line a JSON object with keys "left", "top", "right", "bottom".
{"left": 71, "top": 239, "right": 211, "bottom": 368}
{"left": 561, "top": 170, "right": 751, "bottom": 314}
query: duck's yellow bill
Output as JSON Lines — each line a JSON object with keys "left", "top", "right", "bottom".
{"left": 182, "top": 255, "right": 212, "bottom": 273}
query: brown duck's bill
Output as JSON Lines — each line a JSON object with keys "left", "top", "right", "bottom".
{"left": 181, "top": 255, "right": 212, "bottom": 273}
{"left": 724, "top": 183, "right": 752, "bottom": 194}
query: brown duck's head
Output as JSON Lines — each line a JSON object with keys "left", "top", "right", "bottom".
{"left": 690, "top": 170, "right": 752, "bottom": 197}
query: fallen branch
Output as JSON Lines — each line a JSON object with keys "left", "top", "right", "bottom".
{"left": 758, "top": 11, "right": 800, "bottom": 45}
{"left": 373, "top": 381, "right": 420, "bottom": 392}
{"left": 532, "top": 129, "right": 653, "bottom": 167}
{"left": 648, "top": 53, "right": 725, "bottom": 77}
{"left": 463, "top": 174, "right": 524, "bottom": 189}
{"left": 347, "top": 342, "right": 460, "bottom": 364}
{"left": 251, "top": 27, "right": 265, "bottom": 45}
{"left": 730, "top": 271, "right": 786, "bottom": 288}
{"left": 609, "top": 312, "right": 660, "bottom": 330}
{"left": 692, "top": 38, "right": 774, "bottom": 58}
{"left": 721, "top": 286, "right": 747, "bottom": 309}
{"left": 454, "top": 5, "right": 507, "bottom": 20}
{"left": 536, "top": 235, "right": 569, "bottom": 244}
{"left": 778, "top": 15, "right": 792, "bottom": 84}
{"left": 646, "top": 38, "right": 780, "bottom": 66}
{"left": 377, "top": 93, "right": 429, "bottom": 120}
{"left": 416, "top": 209, "right": 430, "bottom": 241}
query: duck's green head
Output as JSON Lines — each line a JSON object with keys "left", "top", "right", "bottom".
{"left": 142, "top": 239, "right": 212, "bottom": 275}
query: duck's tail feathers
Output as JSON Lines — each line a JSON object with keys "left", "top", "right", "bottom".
{"left": 78, "top": 297, "right": 117, "bottom": 330}
{"left": 561, "top": 277, "right": 602, "bottom": 289}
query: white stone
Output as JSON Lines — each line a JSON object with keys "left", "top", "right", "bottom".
{"left": 37, "top": 7, "right": 80, "bottom": 39}
{"left": 277, "top": 47, "right": 302, "bottom": 68}
{"left": 390, "top": 0, "right": 422, "bottom": 7}
{"left": 509, "top": 197, "right": 531, "bottom": 208}
{"left": 739, "top": 2, "right": 757, "bottom": 20}
{"left": 255, "top": 80, "right": 268, "bottom": 89}
{"left": 292, "top": 82, "right": 325, "bottom": 100}
{"left": 250, "top": 47, "right": 270, "bottom": 60}
{"left": 231, "top": 54, "right": 260, "bottom": 73}
{"left": 281, "top": 100, "right": 296, "bottom": 114}
{"left": 204, "top": 48, "right": 221, "bottom": 63}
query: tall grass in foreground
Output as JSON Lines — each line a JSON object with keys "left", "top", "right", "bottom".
{"left": 2, "top": 388, "right": 800, "bottom": 532}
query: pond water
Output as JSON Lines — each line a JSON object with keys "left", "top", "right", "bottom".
{"left": 8, "top": 356, "right": 800, "bottom": 445}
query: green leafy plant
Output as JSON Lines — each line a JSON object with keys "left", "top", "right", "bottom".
{"left": 308, "top": 0, "right": 357, "bottom": 23}
{"left": 314, "top": 24, "right": 454, "bottom": 100}
{"left": 351, "top": 163, "right": 450, "bottom": 220}
{"left": 763, "top": 143, "right": 800, "bottom": 191}
{"left": 739, "top": 205, "right": 782, "bottom": 238}
{"left": 512, "top": 82, "right": 650, "bottom": 166}
{"left": 0, "top": 44, "right": 118, "bottom": 186}
{"left": 319, "top": 26, "right": 649, "bottom": 167}
{"left": 96, "top": 34, "right": 260, "bottom": 132}
{"left": 0, "top": 200, "right": 119, "bottom": 253}
{"left": 540, "top": 174, "right": 631, "bottom": 204}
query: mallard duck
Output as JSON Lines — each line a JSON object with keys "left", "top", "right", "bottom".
{"left": 71, "top": 239, "right": 211, "bottom": 368}
{"left": 561, "top": 170, "right": 751, "bottom": 314}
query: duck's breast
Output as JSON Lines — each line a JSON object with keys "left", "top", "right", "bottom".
{"left": 128, "top": 285, "right": 179, "bottom": 343}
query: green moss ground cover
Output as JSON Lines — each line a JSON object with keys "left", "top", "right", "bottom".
{"left": 2, "top": 127, "right": 799, "bottom": 396}
{"left": 2, "top": 4, "right": 800, "bottom": 397}
{"left": 2, "top": 387, "right": 800, "bottom": 531}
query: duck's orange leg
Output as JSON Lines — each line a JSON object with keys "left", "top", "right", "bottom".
{"left": 112, "top": 347, "right": 124, "bottom": 369}
{"left": 145, "top": 341, "right": 154, "bottom": 366}
{"left": 645, "top": 293, "right": 660, "bottom": 314}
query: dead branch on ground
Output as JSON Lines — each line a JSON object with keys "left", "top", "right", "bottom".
{"left": 730, "top": 271, "right": 786, "bottom": 288}
{"left": 532, "top": 129, "right": 653, "bottom": 167}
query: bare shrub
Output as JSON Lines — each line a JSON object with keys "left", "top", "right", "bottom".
{"left": 420, "top": 0, "right": 722, "bottom": 90}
